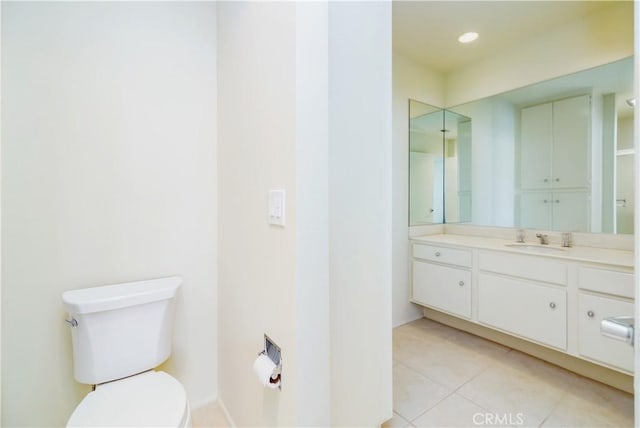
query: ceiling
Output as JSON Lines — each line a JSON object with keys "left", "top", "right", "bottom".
{"left": 393, "top": 1, "right": 614, "bottom": 74}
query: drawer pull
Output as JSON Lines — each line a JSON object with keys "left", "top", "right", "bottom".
{"left": 587, "top": 310, "right": 595, "bottom": 318}
{"left": 458, "top": 281, "right": 465, "bottom": 286}
{"left": 549, "top": 302, "right": 556, "bottom": 309}
{"left": 435, "top": 251, "right": 441, "bottom": 257}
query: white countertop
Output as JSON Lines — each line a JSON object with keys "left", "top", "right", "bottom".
{"left": 411, "top": 234, "right": 634, "bottom": 269}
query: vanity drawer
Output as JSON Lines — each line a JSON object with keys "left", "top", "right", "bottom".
{"left": 478, "top": 250, "right": 567, "bottom": 285}
{"left": 578, "top": 293, "right": 633, "bottom": 372}
{"left": 578, "top": 267, "right": 634, "bottom": 299}
{"left": 412, "top": 260, "right": 471, "bottom": 318}
{"left": 413, "top": 244, "right": 472, "bottom": 267}
{"left": 478, "top": 273, "right": 567, "bottom": 350}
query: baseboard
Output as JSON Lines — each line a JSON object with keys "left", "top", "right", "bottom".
{"left": 190, "top": 395, "right": 217, "bottom": 412}
{"left": 217, "top": 396, "right": 236, "bottom": 428}
{"left": 423, "top": 308, "right": 634, "bottom": 394}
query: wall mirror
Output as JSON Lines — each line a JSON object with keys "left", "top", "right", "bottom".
{"left": 409, "top": 100, "right": 443, "bottom": 225}
{"left": 410, "top": 57, "right": 634, "bottom": 234}
{"left": 409, "top": 101, "right": 472, "bottom": 226}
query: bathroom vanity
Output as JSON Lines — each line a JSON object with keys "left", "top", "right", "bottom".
{"left": 410, "top": 231, "right": 634, "bottom": 386}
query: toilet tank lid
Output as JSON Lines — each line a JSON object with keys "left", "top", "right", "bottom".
{"left": 63, "top": 276, "right": 182, "bottom": 314}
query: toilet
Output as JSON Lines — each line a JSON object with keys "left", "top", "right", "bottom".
{"left": 62, "top": 276, "right": 190, "bottom": 427}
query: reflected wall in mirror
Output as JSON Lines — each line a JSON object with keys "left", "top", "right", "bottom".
{"left": 409, "top": 100, "right": 443, "bottom": 225}
{"left": 448, "top": 57, "right": 634, "bottom": 234}
{"left": 409, "top": 100, "right": 473, "bottom": 226}
{"left": 444, "top": 110, "right": 472, "bottom": 224}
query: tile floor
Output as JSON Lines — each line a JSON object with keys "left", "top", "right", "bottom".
{"left": 387, "top": 318, "right": 634, "bottom": 428}
{"left": 191, "top": 401, "right": 230, "bottom": 427}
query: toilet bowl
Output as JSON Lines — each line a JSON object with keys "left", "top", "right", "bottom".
{"left": 63, "top": 277, "right": 188, "bottom": 427}
{"left": 67, "top": 371, "right": 190, "bottom": 427}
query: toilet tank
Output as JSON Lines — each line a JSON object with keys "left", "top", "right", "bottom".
{"left": 62, "top": 277, "right": 182, "bottom": 385}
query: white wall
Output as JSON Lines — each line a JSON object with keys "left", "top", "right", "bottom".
{"left": 295, "top": 2, "right": 331, "bottom": 426}
{"left": 1, "top": 3, "right": 217, "bottom": 426}
{"left": 445, "top": 2, "right": 634, "bottom": 107}
{"left": 217, "top": 3, "right": 299, "bottom": 425}
{"left": 328, "top": 2, "right": 393, "bottom": 424}
{"left": 218, "top": 2, "right": 393, "bottom": 426}
{"left": 392, "top": 52, "right": 443, "bottom": 327}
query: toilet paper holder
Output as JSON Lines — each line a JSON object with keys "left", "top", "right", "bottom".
{"left": 601, "top": 316, "right": 634, "bottom": 346}
{"left": 259, "top": 334, "right": 282, "bottom": 389}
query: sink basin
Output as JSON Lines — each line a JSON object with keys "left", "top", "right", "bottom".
{"left": 504, "top": 244, "right": 566, "bottom": 254}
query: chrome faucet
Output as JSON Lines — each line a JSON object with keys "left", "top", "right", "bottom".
{"left": 535, "top": 233, "right": 549, "bottom": 245}
{"left": 515, "top": 229, "right": 525, "bottom": 243}
{"left": 561, "top": 232, "right": 572, "bottom": 248}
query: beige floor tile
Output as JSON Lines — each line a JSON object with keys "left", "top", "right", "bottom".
{"left": 449, "top": 328, "right": 511, "bottom": 361}
{"left": 394, "top": 327, "right": 434, "bottom": 363}
{"left": 412, "top": 393, "right": 490, "bottom": 428}
{"left": 456, "top": 351, "right": 570, "bottom": 427}
{"left": 400, "top": 335, "right": 496, "bottom": 390}
{"left": 493, "top": 349, "right": 579, "bottom": 390}
{"left": 393, "top": 363, "right": 452, "bottom": 421}
{"left": 191, "top": 401, "right": 229, "bottom": 428}
{"left": 541, "top": 376, "right": 633, "bottom": 428}
{"left": 394, "top": 319, "right": 635, "bottom": 428}
{"left": 398, "top": 318, "right": 460, "bottom": 341}
{"left": 382, "top": 411, "right": 414, "bottom": 428}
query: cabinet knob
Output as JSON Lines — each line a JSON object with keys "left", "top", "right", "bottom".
{"left": 543, "top": 199, "right": 549, "bottom": 203}
{"left": 549, "top": 302, "right": 556, "bottom": 309}
{"left": 555, "top": 199, "right": 560, "bottom": 203}
{"left": 555, "top": 178, "right": 560, "bottom": 182}
{"left": 458, "top": 281, "right": 465, "bottom": 286}
{"left": 435, "top": 251, "right": 441, "bottom": 257}
{"left": 587, "top": 310, "right": 595, "bottom": 318}
{"left": 544, "top": 178, "right": 549, "bottom": 182}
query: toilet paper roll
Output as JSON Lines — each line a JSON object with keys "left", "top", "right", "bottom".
{"left": 601, "top": 319, "right": 633, "bottom": 343}
{"left": 253, "top": 353, "right": 281, "bottom": 389}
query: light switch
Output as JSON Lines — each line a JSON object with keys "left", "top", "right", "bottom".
{"left": 268, "top": 189, "right": 286, "bottom": 226}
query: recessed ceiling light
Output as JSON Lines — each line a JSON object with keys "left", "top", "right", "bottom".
{"left": 458, "top": 32, "right": 479, "bottom": 44}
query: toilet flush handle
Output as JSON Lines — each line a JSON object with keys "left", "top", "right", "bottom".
{"left": 65, "top": 317, "right": 78, "bottom": 327}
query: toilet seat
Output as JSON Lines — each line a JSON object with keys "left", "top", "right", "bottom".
{"left": 67, "top": 371, "right": 189, "bottom": 427}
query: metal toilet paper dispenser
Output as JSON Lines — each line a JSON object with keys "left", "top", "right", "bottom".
{"left": 254, "top": 334, "right": 282, "bottom": 390}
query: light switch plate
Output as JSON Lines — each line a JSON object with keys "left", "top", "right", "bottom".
{"left": 268, "top": 189, "right": 286, "bottom": 226}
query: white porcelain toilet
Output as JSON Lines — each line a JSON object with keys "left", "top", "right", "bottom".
{"left": 62, "top": 276, "right": 190, "bottom": 427}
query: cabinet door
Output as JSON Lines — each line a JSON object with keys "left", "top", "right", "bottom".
{"left": 478, "top": 273, "right": 567, "bottom": 350}
{"left": 552, "top": 95, "right": 590, "bottom": 189}
{"left": 521, "top": 103, "right": 552, "bottom": 189}
{"left": 578, "top": 293, "right": 633, "bottom": 372}
{"left": 519, "top": 192, "right": 551, "bottom": 229}
{"left": 412, "top": 260, "right": 471, "bottom": 318}
{"left": 552, "top": 191, "right": 589, "bottom": 232}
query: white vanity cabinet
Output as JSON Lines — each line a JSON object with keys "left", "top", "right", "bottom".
{"left": 477, "top": 251, "right": 568, "bottom": 350}
{"left": 411, "top": 244, "right": 472, "bottom": 319}
{"left": 410, "top": 234, "right": 635, "bottom": 378}
{"left": 577, "top": 267, "right": 634, "bottom": 372}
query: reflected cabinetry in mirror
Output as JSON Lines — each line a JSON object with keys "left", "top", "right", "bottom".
{"left": 518, "top": 94, "right": 590, "bottom": 231}
{"left": 424, "top": 57, "right": 633, "bottom": 234}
